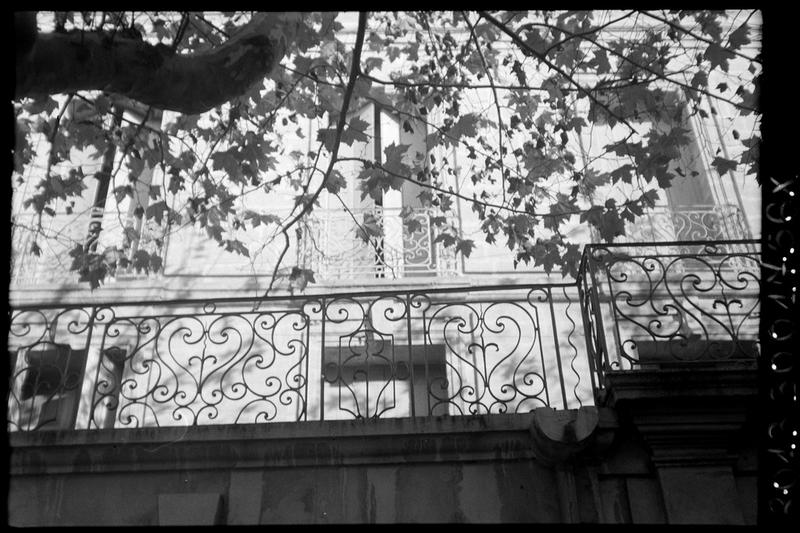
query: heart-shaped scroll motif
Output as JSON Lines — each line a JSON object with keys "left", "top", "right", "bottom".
{"left": 91, "top": 310, "right": 309, "bottom": 428}
{"left": 600, "top": 247, "right": 761, "bottom": 365}
{"left": 424, "top": 301, "right": 546, "bottom": 415}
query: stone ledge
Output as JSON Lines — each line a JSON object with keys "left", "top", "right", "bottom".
{"left": 10, "top": 412, "right": 536, "bottom": 448}
{"left": 601, "top": 367, "right": 758, "bottom": 407}
{"left": 10, "top": 409, "right": 619, "bottom": 475}
{"left": 10, "top": 414, "right": 535, "bottom": 475}
{"left": 601, "top": 367, "right": 757, "bottom": 470}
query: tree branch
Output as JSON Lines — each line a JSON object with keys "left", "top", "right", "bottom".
{"left": 360, "top": 69, "right": 683, "bottom": 98}
{"left": 16, "top": 13, "right": 289, "bottom": 114}
{"left": 262, "top": 11, "right": 369, "bottom": 298}
{"left": 638, "top": 10, "right": 761, "bottom": 64}
{"left": 478, "top": 10, "right": 639, "bottom": 139}
{"left": 333, "top": 193, "right": 396, "bottom": 278}
{"left": 462, "top": 12, "right": 508, "bottom": 205}
{"left": 263, "top": 231, "right": 291, "bottom": 297}
{"left": 521, "top": 13, "right": 759, "bottom": 114}
{"left": 540, "top": 11, "right": 636, "bottom": 57}
{"left": 337, "top": 156, "right": 650, "bottom": 220}
{"left": 171, "top": 12, "right": 190, "bottom": 52}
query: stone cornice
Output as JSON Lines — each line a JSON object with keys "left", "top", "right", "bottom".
{"left": 602, "top": 366, "right": 758, "bottom": 406}
{"left": 602, "top": 367, "right": 757, "bottom": 468}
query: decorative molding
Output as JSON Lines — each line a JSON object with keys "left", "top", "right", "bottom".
{"left": 603, "top": 368, "right": 757, "bottom": 468}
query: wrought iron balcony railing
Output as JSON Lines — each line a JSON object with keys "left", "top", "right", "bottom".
{"left": 12, "top": 204, "right": 747, "bottom": 288}
{"left": 7, "top": 284, "right": 591, "bottom": 430}
{"left": 577, "top": 240, "right": 761, "bottom": 398}
{"left": 7, "top": 239, "right": 760, "bottom": 432}
{"left": 11, "top": 206, "right": 459, "bottom": 286}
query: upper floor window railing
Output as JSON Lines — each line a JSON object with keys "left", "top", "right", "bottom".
{"left": 12, "top": 202, "right": 750, "bottom": 288}
{"left": 589, "top": 204, "right": 750, "bottom": 246}
{"left": 299, "top": 206, "right": 461, "bottom": 281}
{"left": 619, "top": 204, "right": 750, "bottom": 243}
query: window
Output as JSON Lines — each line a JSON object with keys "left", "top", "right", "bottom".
{"left": 576, "top": 91, "right": 726, "bottom": 244}
{"left": 310, "top": 102, "right": 456, "bottom": 280}
{"left": 8, "top": 344, "right": 86, "bottom": 431}
{"left": 321, "top": 334, "right": 447, "bottom": 419}
{"left": 99, "top": 105, "right": 166, "bottom": 278}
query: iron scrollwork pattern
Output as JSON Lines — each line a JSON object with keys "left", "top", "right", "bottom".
{"left": 7, "top": 306, "right": 96, "bottom": 431}
{"left": 608, "top": 204, "right": 750, "bottom": 247}
{"left": 89, "top": 304, "right": 309, "bottom": 428}
{"left": 420, "top": 290, "right": 552, "bottom": 415}
{"left": 8, "top": 239, "right": 760, "bottom": 431}
{"left": 586, "top": 241, "right": 761, "bottom": 368}
{"left": 300, "top": 207, "right": 459, "bottom": 280}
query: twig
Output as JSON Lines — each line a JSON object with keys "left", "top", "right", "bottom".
{"left": 194, "top": 12, "right": 230, "bottom": 39}
{"left": 336, "top": 156, "right": 652, "bottom": 219}
{"left": 512, "top": 11, "right": 759, "bottom": 114}
{"left": 359, "top": 70, "right": 670, "bottom": 94}
{"left": 540, "top": 11, "right": 636, "bottom": 57}
{"left": 171, "top": 12, "right": 190, "bottom": 52}
{"left": 333, "top": 193, "right": 396, "bottom": 278}
{"left": 478, "top": 11, "right": 640, "bottom": 140}
{"left": 462, "top": 12, "right": 508, "bottom": 205}
{"left": 261, "top": 11, "right": 369, "bottom": 300}
{"left": 638, "top": 10, "right": 761, "bottom": 64}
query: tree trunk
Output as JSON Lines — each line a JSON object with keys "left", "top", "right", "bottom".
{"left": 15, "top": 13, "right": 285, "bottom": 115}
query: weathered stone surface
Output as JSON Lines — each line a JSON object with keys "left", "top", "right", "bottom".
{"left": 158, "top": 493, "right": 224, "bottom": 525}
{"left": 228, "top": 471, "right": 263, "bottom": 525}
{"left": 657, "top": 466, "right": 745, "bottom": 524}
{"left": 529, "top": 406, "right": 618, "bottom": 464}
{"left": 7, "top": 383, "right": 756, "bottom": 526}
{"left": 9, "top": 414, "right": 563, "bottom": 524}
{"left": 602, "top": 366, "right": 757, "bottom": 525}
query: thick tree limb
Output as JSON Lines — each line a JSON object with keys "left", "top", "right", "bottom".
{"left": 16, "top": 13, "right": 286, "bottom": 115}
{"left": 15, "top": 12, "right": 38, "bottom": 59}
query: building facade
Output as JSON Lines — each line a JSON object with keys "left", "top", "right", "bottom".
{"left": 8, "top": 11, "right": 761, "bottom": 525}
